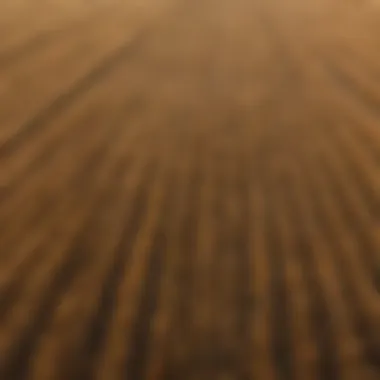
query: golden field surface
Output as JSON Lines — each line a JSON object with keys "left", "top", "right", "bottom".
{"left": 0, "top": 0, "right": 379, "bottom": 379}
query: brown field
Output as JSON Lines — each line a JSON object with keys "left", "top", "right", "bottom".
{"left": 0, "top": 0, "right": 380, "bottom": 379}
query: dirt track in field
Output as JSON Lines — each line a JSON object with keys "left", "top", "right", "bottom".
{"left": 0, "top": 1, "right": 379, "bottom": 379}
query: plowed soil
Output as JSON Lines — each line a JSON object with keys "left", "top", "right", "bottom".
{"left": 0, "top": 1, "right": 379, "bottom": 379}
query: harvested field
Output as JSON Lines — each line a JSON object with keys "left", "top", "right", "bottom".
{"left": 0, "top": 0, "right": 379, "bottom": 379}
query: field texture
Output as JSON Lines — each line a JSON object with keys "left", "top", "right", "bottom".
{"left": 0, "top": 0, "right": 380, "bottom": 379}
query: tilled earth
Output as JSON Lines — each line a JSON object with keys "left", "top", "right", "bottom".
{"left": 0, "top": 0, "right": 380, "bottom": 379}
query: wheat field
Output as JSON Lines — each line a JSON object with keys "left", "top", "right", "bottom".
{"left": 0, "top": 0, "right": 379, "bottom": 379}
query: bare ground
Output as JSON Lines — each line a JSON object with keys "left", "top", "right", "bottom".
{"left": 0, "top": 0, "right": 380, "bottom": 379}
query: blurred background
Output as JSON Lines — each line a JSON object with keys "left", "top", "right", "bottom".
{"left": 0, "top": 1, "right": 379, "bottom": 379}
